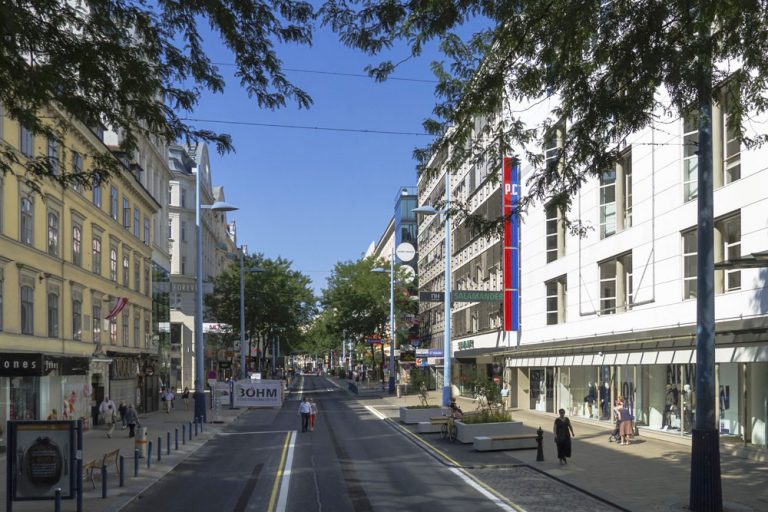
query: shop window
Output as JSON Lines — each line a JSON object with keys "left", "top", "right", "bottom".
{"left": 545, "top": 202, "right": 565, "bottom": 262}
{"left": 545, "top": 275, "right": 567, "bottom": 325}
{"left": 20, "top": 196, "right": 34, "bottom": 245}
{"left": 72, "top": 224, "right": 82, "bottom": 266}
{"left": 73, "top": 298, "right": 82, "bottom": 340}
{"left": 93, "top": 304, "right": 101, "bottom": 342}
{"left": 109, "top": 246, "right": 118, "bottom": 281}
{"left": 92, "top": 235, "right": 102, "bottom": 275}
{"left": 47, "top": 211, "right": 59, "bottom": 256}
{"left": 599, "top": 252, "right": 632, "bottom": 314}
{"left": 47, "top": 291, "right": 59, "bottom": 338}
{"left": 682, "top": 211, "right": 741, "bottom": 298}
{"left": 21, "top": 285, "right": 34, "bottom": 334}
{"left": 110, "top": 186, "right": 118, "bottom": 220}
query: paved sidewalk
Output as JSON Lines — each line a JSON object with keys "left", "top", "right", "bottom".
{"left": 358, "top": 383, "right": 767, "bottom": 512}
{"left": 1, "top": 397, "right": 246, "bottom": 512}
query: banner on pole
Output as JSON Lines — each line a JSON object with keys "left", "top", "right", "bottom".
{"left": 502, "top": 156, "right": 521, "bottom": 332}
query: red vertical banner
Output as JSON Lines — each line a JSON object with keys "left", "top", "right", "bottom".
{"left": 502, "top": 157, "right": 520, "bottom": 331}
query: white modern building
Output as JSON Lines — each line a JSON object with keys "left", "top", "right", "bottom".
{"left": 417, "top": 95, "right": 768, "bottom": 446}
{"left": 167, "top": 143, "right": 236, "bottom": 390}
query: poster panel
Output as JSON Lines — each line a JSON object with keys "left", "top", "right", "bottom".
{"left": 9, "top": 421, "right": 76, "bottom": 500}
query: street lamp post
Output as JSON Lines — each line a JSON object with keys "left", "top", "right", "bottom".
{"left": 413, "top": 173, "right": 452, "bottom": 407}
{"left": 372, "top": 243, "right": 397, "bottom": 394}
{"left": 194, "top": 166, "right": 237, "bottom": 424}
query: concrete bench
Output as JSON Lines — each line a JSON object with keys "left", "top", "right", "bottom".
{"left": 415, "top": 416, "right": 449, "bottom": 434}
{"left": 473, "top": 434, "right": 538, "bottom": 452}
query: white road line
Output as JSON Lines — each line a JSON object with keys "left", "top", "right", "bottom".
{"left": 364, "top": 405, "right": 388, "bottom": 420}
{"left": 448, "top": 467, "right": 522, "bottom": 512}
{"left": 325, "top": 377, "right": 342, "bottom": 389}
{"left": 275, "top": 431, "right": 297, "bottom": 512}
{"left": 219, "top": 430, "right": 293, "bottom": 436}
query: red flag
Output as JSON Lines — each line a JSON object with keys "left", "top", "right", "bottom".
{"left": 105, "top": 297, "right": 128, "bottom": 320}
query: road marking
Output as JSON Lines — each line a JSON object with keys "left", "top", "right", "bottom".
{"left": 364, "top": 405, "right": 523, "bottom": 512}
{"left": 267, "top": 432, "right": 292, "bottom": 512}
{"left": 325, "top": 377, "right": 342, "bottom": 389}
{"left": 220, "top": 430, "right": 293, "bottom": 436}
{"left": 275, "top": 431, "right": 297, "bottom": 512}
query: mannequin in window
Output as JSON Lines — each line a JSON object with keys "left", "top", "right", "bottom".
{"left": 584, "top": 382, "right": 597, "bottom": 418}
{"left": 599, "top": 382, "right": 611, "bottom": 420}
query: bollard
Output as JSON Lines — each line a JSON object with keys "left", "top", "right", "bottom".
{"left": 135, "top": 426, "right": 148, "bottom": 458}
{"left": 189, "top": 422, "right": 192, "bottom": 440}
{"left": 55, "top": 488, "right": 62, "bottom": 512}
{"left": 536, "top": 426, "right": 545, "bottom": 462}
{"left": 194, "top": 419, "right": 198, "bottom": 436}
{"left": 77, "top": 458, "right": 83, "bottom": 512}
{"left": 157, "top": 436, "right": 162, "bottom": 462}
{"left": 147, "top": 441, "right": 152, "bottom": 469}
{"left": 167, "top": 431, "right": 171, "bottom": 455}
{"left": 119, "top": 455, "right": 125, "bottom": 487}
{"left": 134, "top": 449, "right": 139, "bottom": 477}
{"left": 182, "top": 424, "right": 186, "bottom": 445}
{"left": 101, "top": 465, "right": 108, "bottom": 498}
{"left": 175, "top": 428, "right": 179, "bottom": 450}
{"left": 200, "top": 417, "right": 203, "bottom": 433}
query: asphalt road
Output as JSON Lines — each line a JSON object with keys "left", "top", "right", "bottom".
{"left": 121, "top": 375, "right": 509, "bottom": 512}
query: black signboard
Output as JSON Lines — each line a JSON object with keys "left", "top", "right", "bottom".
{"left": 0, "top": 354, "right": 89, "bottom": 377}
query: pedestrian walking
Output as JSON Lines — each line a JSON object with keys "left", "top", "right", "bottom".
{"left": 124, "top": 404, "right": 140, "bottom": 437}
{"left": 163, "top": 389, "right": 174, "bottom": 413}
{"left": 614, "top": 397, "right": 634, "bottom": 445}
{"left": 309, "top": 398, "right": 318, "bottom": 431}
{"left": 118, "top": 401, "right": 128, "bottom": 429}
{"left": 182, "top": 387, "right": 190, "bottom": 410}
{"left": 553, "top": 408, "right": 575, "bottom": 464}
{"left": 298, "top": 397, "right": 311, "bottom": 432}
{"left": 99, "top": 396, "right": 117, "bottom": 438}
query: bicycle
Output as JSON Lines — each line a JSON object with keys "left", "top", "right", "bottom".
{"left": 440, "top": 415, "right": 458, "bottom": 443}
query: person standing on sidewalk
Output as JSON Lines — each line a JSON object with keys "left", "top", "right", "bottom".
{"left": 614, "top": 397, "right": 634, "bottom": 445}
{"left": 124, "top": 404, "right": 140, "bottom": 437}
{"left": 553, "top": 409, "right": 575, "bottom": 464}
{"left": 309, "top": 398, "right": 318, "bottom": 432}
{"left": 99, "top": 396, "right": 117, "bottom": 438}
{"left": 298, "top": 397, "right": 311, "bottom": 432}
{"left": 118, "top": 401, "right": 128, "bottom": 429}
{"left": 163, "top": 389, "right": 174, "bottom": 413}
{"left": 182, "top": 387, "right": 190, "bottom": 410}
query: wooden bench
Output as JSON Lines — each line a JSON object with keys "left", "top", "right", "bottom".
{"left": 82, "top": 459, "right": 98, "bottom": 489}
{"left": 474, "top": 434, "right": 538, "bottom": 452}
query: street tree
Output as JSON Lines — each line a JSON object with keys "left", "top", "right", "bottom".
{"left": 205, "top": 253, "right": 316, "bottom": 371}
{"left": 1, "top": 0, "right": 314, "bottom": 189}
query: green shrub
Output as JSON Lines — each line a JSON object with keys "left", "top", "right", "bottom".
{"left": 459, "top": 410, "right": 511, "bottom": 424}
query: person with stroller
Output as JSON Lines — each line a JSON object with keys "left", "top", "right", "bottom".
{"left": 613, "top": 397, "right": 634, "bottom": 445}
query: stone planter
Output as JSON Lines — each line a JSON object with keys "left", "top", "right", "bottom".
{"left": 454, "top": 420, "right": 524, "bottom": 444}
{"left": 399, "top": 406, "right": 449, "bottom": 424}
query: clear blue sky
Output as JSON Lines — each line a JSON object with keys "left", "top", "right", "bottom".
{"left": 191, "top": 26, "right": 440, "bottom": 296}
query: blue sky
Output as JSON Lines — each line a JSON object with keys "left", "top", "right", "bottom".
{"left": 192, "top": 26, "right": 440, "bottom": 296}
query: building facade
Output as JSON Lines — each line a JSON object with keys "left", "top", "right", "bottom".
{"left": 0, "top": 105, "right": 159, "bottom": 447}
{"left": 416, "top": 97, "right": 768, "bottom": 446}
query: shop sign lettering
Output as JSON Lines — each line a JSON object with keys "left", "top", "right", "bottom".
{"left": 457, "top": 339, "right": 475, "bottom": 351}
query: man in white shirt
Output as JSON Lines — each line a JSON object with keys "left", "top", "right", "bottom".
{"left": 99, "top": 396, "right": 117, "bottom": 438}
{"left": 298, "top": 397, "right": 312, "bottom": 432}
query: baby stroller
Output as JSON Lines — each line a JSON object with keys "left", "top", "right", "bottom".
{"left": 608, "top": 419, "right": 621, "bottom": 442}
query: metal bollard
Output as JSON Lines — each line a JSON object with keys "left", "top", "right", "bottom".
{"left": 119, "top": 455, "right": 125, "bottom": 487}
{"left": 147, "top": 441, "right": 152, "bottom": 469}
{"left": 101, "top": 465, "right": 108, "bottom": 498}
{"left": 189, "top": 422, "right": 192, "bottom": 440}
{"left": 175, "top": 428, "right": 179, "bottom": 450}
{"left": 194, "top": 419, "right": 198, "bottom": 436}
{"left": 77, "top": 458, "right": 83, "bottom": 512}
{"left": 167, "top": 431, "right": 171, "bottom": 455}
{"left": 157, "top": 436, "right": 162, "bottom": 462}
{"left": 135, "top": 426, "right": 148, "bottom": 458}
{"left": 200, "top": 417, "right": 203, "bottom": 433}
{"left": 536, "top": 426, "right": 545, "bottom": 462}
{"left": 55, "top": 488, "right": 62, "bottom": 512}
{"left": 134, "top": 449, "right": 139, "bottom": 477}
{"left": 182, "top": 424, "right": 186, "bottom": 445}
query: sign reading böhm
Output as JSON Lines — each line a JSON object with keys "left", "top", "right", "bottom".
{"left": 233, "top": 380, "right": 283, "bottom": 408}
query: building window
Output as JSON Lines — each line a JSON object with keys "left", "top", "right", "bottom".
{"left": 20, "top": 196, "right": 33, "bottom": 245}
{"left": 546, "top": 275, "right": 567, "bottom": 325}
{"left": 599, "top": 253, "right": 633, "bottom": 315}
{"left": 93, "top": 180, "right": 102, "bottom": 207}
{"left": 134, "top": 258, "right": 141, "bottom": 292}
{"left": 73, "top": 299, "right": 82, "bottom": 341}
{"left": 684, "top": 213, "right": 742, "bottom": 298}
{"left": 545, "top": 202, "right": 565, "bottom": 262}
{"left": 683, "top": 112, "right": 699, "bottom": 202}
{"left": 123, "top": 197, "right": 130, "bottom": 229}
{"left": 134, "top": 311, "right": 140, "bottom": 348}
{"left": 181, "top": 189, "right": 186, "bottom": 208}
{"left": 122, "top": 311, "right": 129, "bottom": 346}
{"left": 181, "top": 256, "right": 187, "bottom": 275}
{"left": 47, "top": 291, "right": 59, "bottom": 338}
{"left": 21, "top": 285, "right": 34, "bottom": 334}
{"left": 109, "top": 247, "right": 118, "bottom": 281}
{"left": 93, "top": 304, "right": 101, "bottom": 343}
{"left": 47, "top": 137, "right": 60, "bottom": 175}
{"left": 682, "top": 229, "right": 697, "bottom": 299}
{"left": 72, "top": 152, "right": 83, "bottom": 194}
{"left": 599, "top": 148, "right": 632, "bottom": 238}
{"left": 144, "top": 265, "right": 150, "bottom": 296}
{"left": 110, "top": 186, "right": 118, "bottom": 220}
{"left": 181, "top": 221, "right": 187, "bottom": 242}
{"left": 47, "top": 211, "right": 59, "bottom": 256}
{"left": 144, "top": 317, "right": 150, "bottom": 348}
{"left": 599, "top": 169, "right": 616, "bottom": 238}
{"left": 144, "top": 218, "right": 150, "bottom": 245}
{"left": 92, "top": 235, "right": 102, "bottom": 275}
{"left": 109, "top": 317, "right": 117, "bottom": 344}
{"left": 544, "top": 125, "right": 563, "bottom": 184}
{"left": 722, "top": 88, "right": 741, "bottom": 184}
{"left": 20, "top": 125, "right": 34, "bottom": 157}
{"left": 72, "top": 224, "right": 82, "bottom": 266}
{"left": 122, "top": 254, "right": 130, "bottom": 286}
{"left": 623, "top": 150, "right": 633, "bottom": 228}
{"left": 134, "top": 209, "right": 140, "bottom": 237}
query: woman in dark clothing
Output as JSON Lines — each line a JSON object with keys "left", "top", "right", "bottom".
{"left": 553, "top": 408, "right": 575, "bottom": 464}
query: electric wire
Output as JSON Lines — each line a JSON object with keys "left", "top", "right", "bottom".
{"left": 181, "top": 118, "right": 431, "bottom": 137}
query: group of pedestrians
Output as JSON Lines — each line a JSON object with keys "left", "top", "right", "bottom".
{"left": 99, "top": 396, "right": 141, "bottom": 438}
{"left": 297, "top": 396, "right": 318, "bottom": 432}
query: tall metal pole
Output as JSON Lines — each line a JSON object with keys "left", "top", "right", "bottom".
{"left": 388, "top": 243, "right": 396, "bottom": 394}
{"left": 272, "top": 332, "right": 277, "bottom": 377}
{"left": 689, "top": 20, "right": 722, "bottom": 512}
{"left": 239, "top": 249, "right": 246, "bottom": 380}
{"left": 194, "top": 167, "right": 206, "bottom": 423}
{"left": 342, "top": 332, "right": 346, "bottom": 374}
{"left": 442, "top": 172, "right": 452, "bottom": 407}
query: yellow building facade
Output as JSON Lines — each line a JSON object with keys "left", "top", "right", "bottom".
{"left": 0, "top": 105, "right": 159, "bottom": 446}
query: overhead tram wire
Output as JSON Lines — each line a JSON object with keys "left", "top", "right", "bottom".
{"left": 211, "top": 63, "right": 437, "bottom": 84}
{"left": 181, "top": 118, "right": 433, "bottom": 137}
